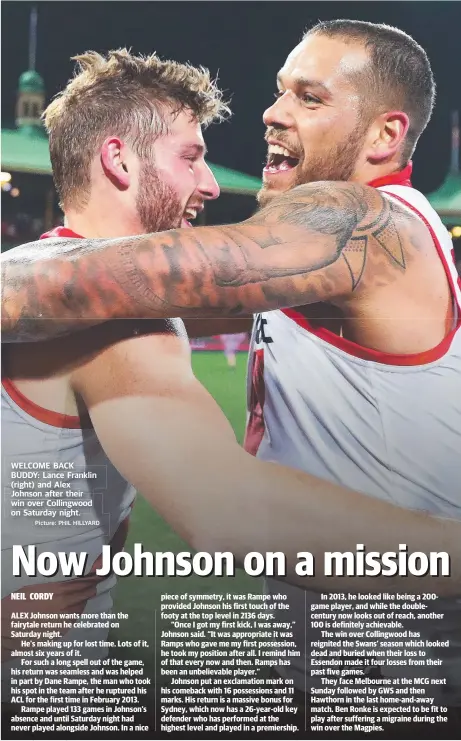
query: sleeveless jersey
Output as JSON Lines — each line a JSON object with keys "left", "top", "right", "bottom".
{"left": 244, "top": 166, "right": 461, "bottom": 705}
{"left": 1, "top": 227, "right": 136, "bottom": 694}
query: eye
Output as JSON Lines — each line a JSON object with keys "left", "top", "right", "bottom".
{"left": 302, "top": 93, "right": 321, "bottom": 104}
{"left": 183, "top": 156, "right": 198, "bottom": 170}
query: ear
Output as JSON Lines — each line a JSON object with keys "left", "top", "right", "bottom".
{"left": 367, "top": 111, "right": 410, "bottom": 163}
{"left": 100, "top": 137, "right": 130, "bottom": 189}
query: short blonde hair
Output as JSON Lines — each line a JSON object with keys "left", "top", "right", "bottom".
{"left": 44, "top": 48, "right": 230, "bottom": 209}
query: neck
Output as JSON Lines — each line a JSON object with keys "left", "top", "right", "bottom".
{"left": 65, "top": 201, "right": 143, "bottom": 239}
{"left": 351, "top": 159, "right": 405, "bottom": 187}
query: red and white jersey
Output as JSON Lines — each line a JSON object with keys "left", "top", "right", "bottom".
{"left": 1, "top": 227, "right": 136, "bottom": 694}
{"left": 244, "top": 166, "right": 461, "bottom": 703}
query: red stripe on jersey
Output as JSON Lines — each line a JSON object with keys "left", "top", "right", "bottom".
{"left": 367, "top": 162, "right": 413, "bottom": 189}
{"left": 40, "top": 226, "right": 83, "bottom": 239}
{"left": 2, "top": 378, "right": 92, "bottom": 429}
{"left": 281, "top": 308, "right": 460, "bottom": 366}
{"left": 4, "top": 227, "right": 90, "bottom": 428}
{"left": 244, "top": 349, "right": 266, "bottom": 456}
{"left": 380, "top": 190, "right": 461, "bottom": 312}
{"left": 283, "top": 168, "right": 460, "bottom": 366}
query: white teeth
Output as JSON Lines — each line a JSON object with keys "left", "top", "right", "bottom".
{"left": 268, "top": 144, "right": 296, "bottom": 158}
{"left": 184, "top": 209, "right": 197, "bottom": 220}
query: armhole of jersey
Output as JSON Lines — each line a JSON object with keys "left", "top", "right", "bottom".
{"left": 380, "top": 189, "right": 461, "bottom": 323}
{"left": 282, "top": 189, "right": 461, "bottom": 366}
{"left": 2, "top": 377, "right": 92, "bottom": 429}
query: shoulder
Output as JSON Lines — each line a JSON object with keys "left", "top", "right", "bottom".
{"left": 3, "top": 318, "right": 188, "bottom": 373}
{"left": 3, "top": 318, "right": 191, "bottom": 415}
{"left": 251, "top": 180, "right": 427, "bottom": 235}
{"left": 69, "top": 318, "right": 191, "bottom": 399}
{"left": 248, "top": 181, "right": 432, "bottom": 280}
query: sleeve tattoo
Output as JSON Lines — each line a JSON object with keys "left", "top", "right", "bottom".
{"left": 1, "top": 181, "right": 410, "bottom": 341}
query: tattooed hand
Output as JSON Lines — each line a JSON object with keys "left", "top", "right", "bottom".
{"left": 1, "top": 181, "right": 419, "bottom": 342}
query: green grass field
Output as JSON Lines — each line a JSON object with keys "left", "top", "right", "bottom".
{"left": 110, "top": 351, "right": 261, "bottom": 676}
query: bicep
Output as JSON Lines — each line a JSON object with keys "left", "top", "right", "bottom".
{"left": 70, "top": 328, "right": 242, "bottom": 543}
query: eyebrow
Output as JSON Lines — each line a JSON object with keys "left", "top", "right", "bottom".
{"left": 277, "top": 73, "right": 332, "bottom": 99}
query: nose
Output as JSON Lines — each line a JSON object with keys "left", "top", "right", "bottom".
{"left": 263, "top": 91, "right": 295, "bottom": 129}
{"left": 197, "top": 161, "right": 220, "bottom": 201}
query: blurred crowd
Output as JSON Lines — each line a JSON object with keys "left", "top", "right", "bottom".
{"left": 1, "top": 214, "right": 44, "bottom": 244}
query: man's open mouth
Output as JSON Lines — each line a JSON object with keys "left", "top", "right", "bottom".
{"left": 264, "top": 144, "right": 300, "bottom": 174}
{"left": 181, "top": 206, "right": 199, "bottom": 228}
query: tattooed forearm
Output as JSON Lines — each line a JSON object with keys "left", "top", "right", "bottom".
{"left": 1, "top": 181, "right": 412, "bottom": 342}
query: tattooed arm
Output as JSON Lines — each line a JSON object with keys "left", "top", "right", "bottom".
{"left": 2, "top": 181, "right": 419, "bottom": 342}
